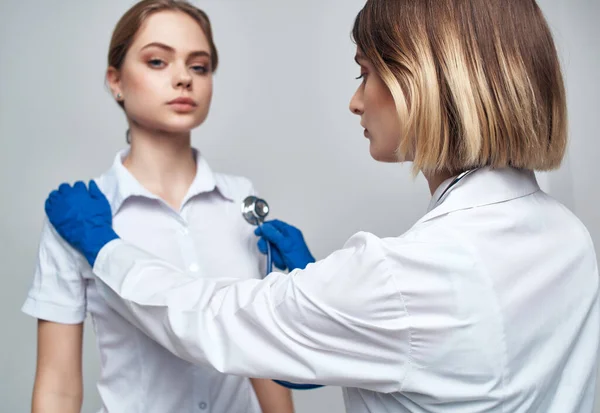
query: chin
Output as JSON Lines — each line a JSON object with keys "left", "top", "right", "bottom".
{"left": 369, "top": 146, "right": 400, "bottom": 163}
{"left": 148, "top": 115, "right": 207, "bottom": 135}
{"left": 170, "top": 112, "right": 207, "bottom": 129}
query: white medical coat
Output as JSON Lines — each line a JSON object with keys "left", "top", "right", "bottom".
{"left": 91, "top": 167, "right": 599, "bottom": 413}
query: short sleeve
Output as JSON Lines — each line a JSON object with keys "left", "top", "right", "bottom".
{"left": 21, "top": 218, "right": 88, "bottom": 324}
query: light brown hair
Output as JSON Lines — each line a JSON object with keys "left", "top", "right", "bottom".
{"left": 352, "top": 0, "right": 567, "bottom": 174}
{"left": 108, "top": 0, "right": 219, "bottom": 110}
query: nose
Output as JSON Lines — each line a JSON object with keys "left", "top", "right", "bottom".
{"left": 173, "top": 64, "right": 192, "bottom": 90}
{"left": 349, "top": 87, "right": 364, "bottom": 116}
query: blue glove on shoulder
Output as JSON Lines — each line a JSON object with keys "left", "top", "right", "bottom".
{"left": 45, "top": 180, "right": 119, "bottom": 267}
{"left": 254, "top": 219, "right": 315, "bottom": 271}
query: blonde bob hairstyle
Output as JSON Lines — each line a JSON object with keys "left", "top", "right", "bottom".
{"left": 352, "top": 0, "right": 567, "bottom": 174}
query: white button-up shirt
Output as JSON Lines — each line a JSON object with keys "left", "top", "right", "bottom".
{"left": 22, "top": 149, "right": 265, "bottom": 413}
{"left": 89, "top": 167, "right": 600, "bottom": 413}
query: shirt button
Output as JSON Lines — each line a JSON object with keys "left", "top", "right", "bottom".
{"left": 189, "top": 263, "right": 200, "bottom": 272}
{"left": 198, "top": 402, "right": 208, "bottom": 410}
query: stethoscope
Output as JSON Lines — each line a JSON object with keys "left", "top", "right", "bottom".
{"left": 242, "top": 196, "right": 324, "bottom": 391}
{"left": 432, "top": 168, "right": 480, "bottom": 209}
{"left": 241, "top": 196, "right": 273, "bottom": 273}
{"left": 240, "top": 170, "right": 479, "bottom": 390}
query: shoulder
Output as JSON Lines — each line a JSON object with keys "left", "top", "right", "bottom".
{"left": 36, "top": 157, "right": 117, "bottom": 269}
{"left": 213, "top": 172, "right": 256, "bottom": 202}
{"left": 88, "top": 159, "right": 127, "bottom": 213}
{"left": 547, "top": 194, "right": 596, "bottom": 247}
{"left": 38, "top": 217, "right": 85, "bottom": 269}
{"left": 92, "top": 165, "right": 119, "bottom": 198}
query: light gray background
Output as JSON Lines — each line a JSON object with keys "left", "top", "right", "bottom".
{"left": 0, "top": 0, "right": 598, "bottom": 412}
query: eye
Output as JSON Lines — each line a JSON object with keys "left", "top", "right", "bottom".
{"left": 148, "top": 58, "right": 165, "bottom": 68}
{"left": 191, "top": 65, "right": 208, "bottom": 74}
{"left": 356, "top": 73, "right": 367, "bottom": 81}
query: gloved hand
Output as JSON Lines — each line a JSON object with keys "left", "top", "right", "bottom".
{"left": 256, "top": 220, "right": 326, "bottom": 391}
{"left": 254, "top": 219, "right": 315, "bottom": 271}
{"left": 45, "top": 180, "right": 119, "bottom": 267}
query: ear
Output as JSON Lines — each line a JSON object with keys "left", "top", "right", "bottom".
{"left": 106, "top": 66, "right": 123, "bottom": 101}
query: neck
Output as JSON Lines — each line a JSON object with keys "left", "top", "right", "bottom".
{"left": 123, "top": 125, "right": 196, "bottom": 210}
{"left": 423, "top": 169, "right": 455, "bottom": 196}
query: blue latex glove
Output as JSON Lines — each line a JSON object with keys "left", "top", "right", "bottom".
{"left": 255, "top": 220, "right": 324, "bottom": 390}
{"left": 254, "top": 219, "right": 315, "bottom": 271}
{"left": 45, "top": 180, "right": 119, "bottom": 267}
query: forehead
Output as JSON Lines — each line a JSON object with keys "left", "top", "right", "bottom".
{"left": 131, "top": 10, "right": 209, "bottom": 52}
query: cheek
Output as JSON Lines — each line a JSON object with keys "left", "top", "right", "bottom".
{"left": 379, "top": 105, "right": 401, "bottom": 159}
{"left": 197, "top": 78, "right": 213, "bottom": 103}
{"left": 364, "top": 84, "right": 396, "bottom": 133}
{"left": 382, "top": 104, "right": 400, "bottom": 139}
{"left": 364, "top": 82, "right": 402, "bottom": 161}
{"left": 123, "top": 69, "right": 166, "bottom": 102}
{"left": 192, "top": 78, "right": 213, "bottom": 120}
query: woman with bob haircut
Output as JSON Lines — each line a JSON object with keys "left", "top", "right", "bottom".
{"left": 42, "top": 0, "right": 599, "bottom": 412}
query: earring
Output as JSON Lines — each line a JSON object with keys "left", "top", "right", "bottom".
{"left": 116, "top": 93, "right": 122, "bottom": 100}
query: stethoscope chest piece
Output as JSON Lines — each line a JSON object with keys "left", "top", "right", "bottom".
{"left": 241, "top": 196, "right": 270, "bottom": 225}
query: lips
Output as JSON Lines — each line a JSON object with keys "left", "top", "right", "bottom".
{"left": 168, "top": 97, "right": 197, "bottom": 106}
{"left": 361, "top": 124, "right": 370, "bottom": 138}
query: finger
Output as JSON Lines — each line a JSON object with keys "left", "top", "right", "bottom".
{"left": 268, "top": 219, "right": 297, "bottom": 236}
{"left": 257, "top": 238, "right": 287, "bottom": 271}
{"left": 257, "top": 237, "right": 268, "bottom": 254}
{"left": 257, "top": 222, "right": 286, "bottom": 246}
{"left": 271, "top": 247, "right": 286, "bottom": 270}
{"left": 46, "top": 190, "right": 60, "bottom": 206}
{"left": 44, "top": 197, "right": 52, "bottom": 215}
{"left": 255, "top": 222, "right": 284, "bottom": 235}
{"left": 45, "top": 193, "right": 64, "bottom": 220}
{"left": 88, "top": 180, "right": 104, "bottom": 200}
{"left": 258, "top": 239, "right": 285, "bottom": 269}
{"left": 58, "top": 183, "right": 72, "bottom": 194}
{"left": 73, "top": 181, "right": 86, "bottom": 193}
{"left": 259, "top": 240, "right": 286, "bottom": 271}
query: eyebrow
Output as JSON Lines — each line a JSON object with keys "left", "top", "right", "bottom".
{"left": 140, "top": 42, "right": 211, "bottom": 59}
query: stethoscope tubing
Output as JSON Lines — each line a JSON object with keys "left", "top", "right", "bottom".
{"left": 243, "top": 197, "right": 324, "bottom": 390}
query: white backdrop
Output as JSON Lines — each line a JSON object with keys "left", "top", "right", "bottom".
{"left": 0, "top": 1, "right": 597, "bottom": 412}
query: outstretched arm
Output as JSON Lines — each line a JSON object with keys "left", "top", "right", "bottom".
{"left": 44, "top": 181, "right": 409, "bottom": 393}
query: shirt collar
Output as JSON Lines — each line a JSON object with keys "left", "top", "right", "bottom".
{"left": 427, "top": 175, "right": 455, "bottom": 213}
{"left": 418, "top": 167, "right": 541, "bottom": 225}
{"left": 103, "top": 148, "right": 235, "bottom": 215}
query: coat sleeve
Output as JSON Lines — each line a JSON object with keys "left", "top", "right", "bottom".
{"left": 92, "top": 232, "right": 411, "bottom": 393}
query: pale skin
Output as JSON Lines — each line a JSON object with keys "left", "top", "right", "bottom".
{"left": 32, "top": 10, "right": 293, "bottom": 413}
{"left": 349, "top": 51, "right": 453, "bottom": 194}
{"left": 32, "top": 320, "right": 84, "bottom": 413}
